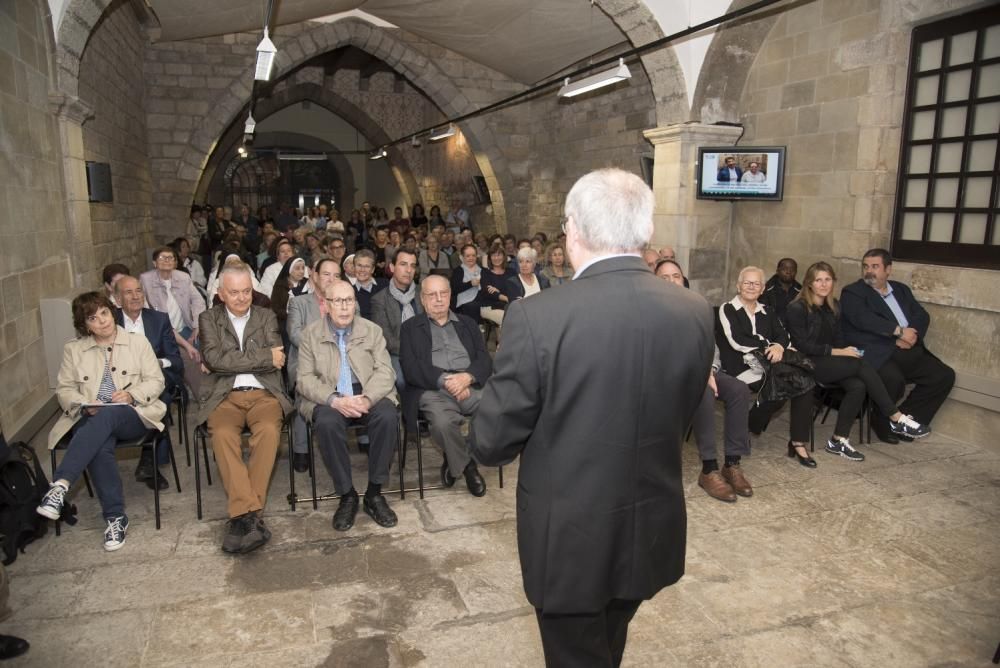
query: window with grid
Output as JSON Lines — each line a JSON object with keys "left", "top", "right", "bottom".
{"left": 893, "top": 5, "right": 1000, "bottom": 270}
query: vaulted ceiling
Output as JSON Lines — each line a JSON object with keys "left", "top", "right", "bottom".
{"left": 147, "top": 0, "right": 628, "bottom": 84}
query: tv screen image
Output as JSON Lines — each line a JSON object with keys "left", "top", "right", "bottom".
{"left": 696, "top": 146, "right": 786, "bottom": 201}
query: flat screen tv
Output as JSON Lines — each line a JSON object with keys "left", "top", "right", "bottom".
{"left": 696, "top": 146, "right": 786, "bottom": 201}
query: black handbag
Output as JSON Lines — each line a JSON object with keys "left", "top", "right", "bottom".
{"left": 752, "top": 349, "right": 815, "bottom": 402}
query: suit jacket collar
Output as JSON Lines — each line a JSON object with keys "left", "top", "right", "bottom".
{"left": 575, "top": 255, "right": 648, "bottom": 280}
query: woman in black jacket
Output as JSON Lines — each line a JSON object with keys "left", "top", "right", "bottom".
{"left": 785, "top": 262, "right": 929, "bottom": 460}
{"left": 716, "top": 266, "right": 817, "bottom": 467}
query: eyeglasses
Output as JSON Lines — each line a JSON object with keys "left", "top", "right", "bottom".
{"left": 156, "top": 255, "right": 176, "bottom": 262}
{"left": 741, "top": 281, "right": 763, "bottom": 288}
{"left": 327, "top": 297, "right": 356, "bottom": 307}
{"left": 354, "top": 263, "right": 374, "bottom": 271}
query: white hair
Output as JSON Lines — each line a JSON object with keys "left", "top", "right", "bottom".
{"left": 737, "top": 266, "right": 765, "bottom": 285}
{"left": 219, "top": 262, "right": 252, "bottom": 283}
{"left": 564, "top": 168, "right": 654, "bottom": 253}
{"left": 516, "top": 246, "right": 537, "bottom": 263}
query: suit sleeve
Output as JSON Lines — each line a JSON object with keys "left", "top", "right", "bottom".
{"left": 369, "top": 292, "right": 399, "bottom": 355}
{"left": 199, "top": 309, "right": 275, "bottom": 374}
{"left": 840, "top": 288, "right": 897, "bottom": 339}
{"left": 287, "top": 297, "right": 308, "bottom": 349}
{"left": 472, "top": 301, "right": 540, "bottom": 467}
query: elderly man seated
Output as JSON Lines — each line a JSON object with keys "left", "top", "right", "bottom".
{"left": 197, "top": 263, "right": 291, "bottom": 554}
{"left": 400, "top": 275, "right": 492, "bottom": 496}
{"left": 296, "top": 280, "right": 399, "bottom": 531}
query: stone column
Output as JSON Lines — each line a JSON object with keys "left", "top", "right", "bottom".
{"left": 50, "top": 92, "right": 95, "bottom": 288}
{"left": 643, "top": 123, "right": 742, "bottom": 303}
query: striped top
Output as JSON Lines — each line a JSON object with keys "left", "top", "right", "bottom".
{"left": 96, "top": 355, "right": 115, "bottom": 403}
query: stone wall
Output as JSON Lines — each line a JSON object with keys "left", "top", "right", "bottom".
{"left": 0, "top": 0, "right": 74, "bottom": 435}
{"left": 78, "top": 0, "right": 154, "bottom": 279}
{"left": 729, "top": 0, "right": 1000, "bottom": 442}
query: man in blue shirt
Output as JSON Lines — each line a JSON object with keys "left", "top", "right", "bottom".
{"left": 840, "top": 249, "right": 955, "bottom": 444}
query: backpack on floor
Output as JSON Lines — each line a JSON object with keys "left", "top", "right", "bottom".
{"left": 0, "top": 435, "right": 51, "bottom": 565}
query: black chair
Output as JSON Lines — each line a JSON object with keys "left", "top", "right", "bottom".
{"left": 287, "top": 410, "right": 407, "bottom": 510}
{"left": 404, "top": 410, "right": 503, "bottom": 500}
{"left": 193, "top": 411, "right": 296, "bottom": 520}
{"left": 171, "top": 384, "right": 191, "bottom": 466}
{"left": 50, "top": 424, "right": 181, "bottom": 533}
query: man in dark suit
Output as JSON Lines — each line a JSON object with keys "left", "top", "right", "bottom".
{"left": 473, "top": 168, "right": 714, "bottom": 667}
{"left": 113, "top": 275, "right": 182, "bottom": 490}
{"left": 716, "top": 155, "right": 743, "bottom": 183}
{"left": 840, "top": 248, "right": 955, "bottom": 443}
{"left": 370, "top": 248, "right": 422, "bottom": 390}
{"left": 400, "top": 274, "right": 492, "bottom": 497}
{"left": 197, "top": 263, "right": 292, "bottom": 554}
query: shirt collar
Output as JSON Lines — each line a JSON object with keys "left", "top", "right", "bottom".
{"left": 729, "top": 294, "right": 766, "bottom": 314}
{"left": 123, "top": 311, "right": 142, "bottom": 328}
{"left": 572, "top": 252, "right": 641, "bottom": 279}
{"left": 429, "top": 311, "right": 459, "bottom": 327}
{"left": 225, "top": 306, "right": 252, "bottom": 322}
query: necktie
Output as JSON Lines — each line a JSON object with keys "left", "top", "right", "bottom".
{"left": 336, "top": 331, "right": 353, "bottom": 396}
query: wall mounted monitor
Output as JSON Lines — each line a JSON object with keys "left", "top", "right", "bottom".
{"left": 696, "top": 146, "right": 786, "bottom": 201}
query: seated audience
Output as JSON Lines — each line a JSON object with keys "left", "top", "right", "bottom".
{"left": 419, "top": 234, "right": 452, "bottom": 278}
{"left": 410, "top": 203, "right": 429, "bottom": 229}
{"left": 37, "top": 292, "right": 166, "bottom": 551}
{"left": 208, "top": 253, "right": 265, "bottom": 307}
{"left": 450, "top": 244, "right": 483, "bottom": 321}
{"left": 297, "top": 281, "right": 399, "bottom": 531}
{"left": 840, "top": 249, "right": 955, "bottom": 443}
{"left": 400, "top": 275, "right": 492, "bottom": 497}
{"left": 353, "top": 249, "right": 388, "bottom": 319}
{"left": 269, "top": 257, "right": 311, "bottom": 349}
{"left": 256, "top": 231, "right": 279, "bottom": 272}
{"left": 504, "top": 247, "right": 549, "bottom": 302}
{"left": 140, "top": 246, "right": 205, "bottom": 359}
{"left": 196, "top": 264, "right": 292, "bottom": 554}
{"left": 287, "top": 258, "right": 343, "bottom": 472}
{"left": 371, "top": 249, "right": 421, "bottom": 390}
{"left": 480, "top": 246, "right": 513, "bottom": 328}
{"left": 656, "top": 259, "right": 752, "bottom": 501}
{"left": 539, "top": 242, "right": 572, "bottom": 287}
{"left": 258, "top": 238, "right": 295, "bottom": 299}
{"left": 326, "top": 234, "right": 347, "bottom": 267}
{"left": 113, "top": 276, "right": 183, "bottom": 490}
{"left": 717, "top": 266, "right": 817, "bottom": 468}
{"left": 172, "top": 237, "right": 207, "bottom": 288}
{"left": 786, "top": 261, "right": 930, "bottom": 461}
{"left": 760, "top": 258, "right": 801, "bottom": 325}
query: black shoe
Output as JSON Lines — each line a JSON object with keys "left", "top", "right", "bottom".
{"left": 363, "top": 494, "right": 398, "bottom": 528}
{"left": 889, "top": 414, "right": 930, "bottom": 440}
{"left": 440, "top": 462, "right": 457, "bottom": 488}
{"left": 292, "top": 452, "right": 309, "bottom": 473}
{"left": 333, "top": 493, "right": 359, "bottom": 531}
{"left": 873, "top": 428, "right": 900, "bottom": 445}
{"left": 145, "top": 469, "right": 169, "bottom": 491}
{"left": 464, "top": 462, "right": 487, "bottom": 497}
{"left": 134, "top": 452, "right": 155, "bottom": 482}
{"left": 787, "top": 441, "right": 817, "bottom": 468}
{"left": 0, "top": 635, "right": 29, "bottom": 660}
{"left": 239, "top": 511, "right": 269, "bottom": 553}
{"left": 222, "top": 515, "right": 250, "bottom": 554}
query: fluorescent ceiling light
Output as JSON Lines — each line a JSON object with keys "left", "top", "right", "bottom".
{"left": 255, "top": 27, "right": 277, "bottom": 81}
{"left": 244, "top": 112, "right": 256, "bottom": 135}
{"left": 558, "top": 58, "right": 631, "bottom": 98}
{"left": 277, "top": 152, "right": 326, "bottom": 161}
{"left": 369, "top": 147, "right": 388, "bottom": 160}
{"left": 429, "top": 124, "right": 456, "bottom": 141}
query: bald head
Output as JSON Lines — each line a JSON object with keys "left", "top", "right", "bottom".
{"left": 642, "top": 249, "right": 659, "bottom": 270}
{"left": 115, "top": 275, "right": 144, "bottom": 318}
{"left": 659, "top": 246, "right": 676, "bottom": 261}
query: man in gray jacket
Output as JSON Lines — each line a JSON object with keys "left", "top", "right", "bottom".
{"left": 370, "top": 248, "right": 421, "bottom": 390}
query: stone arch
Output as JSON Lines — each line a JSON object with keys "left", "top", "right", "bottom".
{"left": 194, "top": 82, "right": 419, "bottom": 208}
{"left": 53, "top": 0, "right": 115, "bottom": 101}
{"left": 689, "top": 0, "right": 788, "bottom": 123}
{"left": 594, "top": 0, "right": 690, "bottom": 125}
{"left": 175, "top": 18, "right": 514, "bottom": 229}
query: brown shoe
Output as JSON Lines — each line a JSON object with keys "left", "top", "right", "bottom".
{"left": 698, "top": 471, "right": 737, "bottom": 503}
{"left": 722, "top": 465, "right": 753, "bottom": 497}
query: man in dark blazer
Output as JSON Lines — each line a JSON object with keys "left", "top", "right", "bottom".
{"left": 473, "top": 168, "right": 714, "bottom": 667}
{"left": 114, "top": 275, "right": 182, "bottom": 490}
{"left": 400, "top": 274, "right": 492, "bottom": 496}
{"left": 370, "top": 248, "right": 422, "bottom": 390}
{"left": 716, "top": 155, "right": 743, "bottom": 183}
{"left": 840, "top": 248, "right": 955, "bottom": 443}
{"left": 197, "top": 264, "right": 292, "bottom": 554}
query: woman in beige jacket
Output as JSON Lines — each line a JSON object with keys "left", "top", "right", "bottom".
{"left": 37, "top": 292, "right": 166, "bottom": 552}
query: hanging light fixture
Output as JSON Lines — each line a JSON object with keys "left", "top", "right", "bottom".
{"left": 369, "top": 147, "right": 388, "bottom": 160}
{"left": 429, "top": 124, "right": 456, "bottom": 141}
{"left": 410, "top": 135, "right": 421, "bottom": 148}
{"left": 558, "top": 58, "right": 631, "bottom": 98}
{"left": 255, "top": 27, "right": 277, "bottom": 81}
{"left": 244, "top": 111, "right": 256, "bottom": 136}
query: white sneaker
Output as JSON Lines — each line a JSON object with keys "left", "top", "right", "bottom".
{"left": 890, "top": 414, "right": 931, "bottom": 439}
{"left": 36, "top": 482, "right": 68, "bottom": 521}
{"left": 103, "top": 516, "right": 129, "bottom": 552}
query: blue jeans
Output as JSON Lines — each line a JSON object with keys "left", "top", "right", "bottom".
{"left": 55, "top": 407, "right": 148, "bottom": 520}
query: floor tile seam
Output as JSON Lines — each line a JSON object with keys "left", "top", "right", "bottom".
{"left": 429, "top": 604, "right": 535, "bottom": 630}
{"left": 138, "top": 604, "right": 158, "bottom": 668}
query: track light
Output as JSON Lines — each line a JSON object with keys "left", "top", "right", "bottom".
{"left": 369, "top": 147, "right": 388, "bottom": 160}
{"left": 277, "top": 152, "right": 326, "bottom": 161}
{"left": 244, "top": 112, "right": 256, "bottom": 136}
{"left": 237, "top": 145, "right": 248, "bottom": 158}
{"left": 429, "top": 124, "right": 456, "bottom": 141}
{"left": 558, "top": 58, "right": 631, "bottom": 98}
{"left": 411, "top": 135, "right": 421, "bottom": 148}
{"left": 255, "top": 27, "right": 277, "bottom": 81}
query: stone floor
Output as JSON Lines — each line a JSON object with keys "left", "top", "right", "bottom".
{"left": 4, "top": 407, "right": 999, "bottom": 667}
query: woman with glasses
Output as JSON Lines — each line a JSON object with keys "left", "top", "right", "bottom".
{"left": 716, "top": 265, "right": 817, "bottom": 468}
{"left": 140, "top": 246, "right": 206, "bottom": 357}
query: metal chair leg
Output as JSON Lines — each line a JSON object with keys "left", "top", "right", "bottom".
{"left": 397, "top": 415, "right": 405, "bottom": 501}
{"left": 288, "top": 428, "right": 297, "bottom": 511}
{"left": 195, "top": 428, "right": 203, "bottom": 520}
{"left": 416, "top": 428, "right": 425, "bottom": 500}
{"left": 201, "top": 431, "right": 212, "bottom": 486}
{"left": 308, "top": 422, "right": 318, "bottom": 510}
{"left": 167, "top": 435, "right": 181, "bottom": 493}
{"left": 498, "top": 465, "right": 504, "bottom": 488}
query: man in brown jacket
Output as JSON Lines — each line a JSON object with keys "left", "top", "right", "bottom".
{"left": 296, "top": 280, "right": 399, "bottom": 531}
{"left": 197, "top": 263, "right": 292, "bottom": 554}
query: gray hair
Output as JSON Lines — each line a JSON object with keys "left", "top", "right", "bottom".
{"left": 516, "top": 246, "right": 537, "bottom": 263}
{"left": 737, "top": 266, "right": 765, "bottom": 285}
{"left": 564, "top": 168, "right": 654, "bottom": 253}
{"left": 219, "top": 262, "right": 253, "bottom": 283}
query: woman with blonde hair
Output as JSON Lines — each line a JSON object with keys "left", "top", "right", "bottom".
{"left": 540, "top": 242, "right": 572, "bottom": 287}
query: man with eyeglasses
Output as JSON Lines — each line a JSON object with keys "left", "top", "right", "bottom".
{"left": 296, "top": 280, "right": 399, "bottom": 531}
{"left": 400, "top": 275, "right": 492, "bottom": 497}
{"left": 352, "top": 248, "right": 388, "bottom": 320}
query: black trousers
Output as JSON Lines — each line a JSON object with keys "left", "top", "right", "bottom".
{"left": 535, "top": 599, "right": 641, "bottom": 668}
{"left": 748, "top": 389, "right": 813, "bottom": 443}
{"left": 811, "top": 356, "right": 899, "bottom": 439}
{"left": 313, "top": 400, "right": 397, "bottom": 496}
{"left": 875, "top": 344, "right": 955, "bottom": 431}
